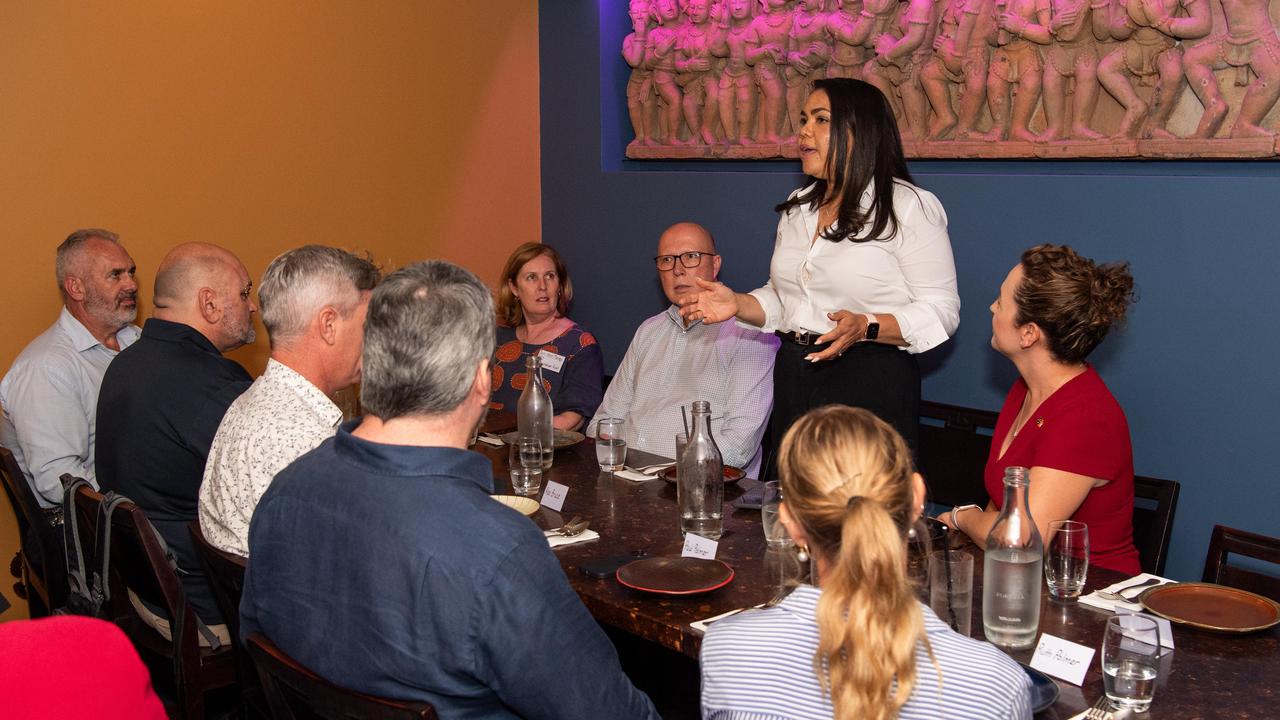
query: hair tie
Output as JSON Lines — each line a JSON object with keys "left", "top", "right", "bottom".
{"left": 845, "top": 495, "right": 867, "bottom": 511}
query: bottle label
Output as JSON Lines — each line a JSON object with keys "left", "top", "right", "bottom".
{"left": 537, "top": 349, "right": 566, "bottom": 373}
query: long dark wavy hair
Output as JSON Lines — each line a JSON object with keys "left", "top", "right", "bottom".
{"left": 776, "top": 78, "right": 914, "bottom": 244}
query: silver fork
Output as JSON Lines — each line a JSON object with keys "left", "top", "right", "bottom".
{"left": 545, "top": 516, "right": 582, "bottom": 537}
{"left": 1085, "top": 694, "right": 1113, "bottom": 720}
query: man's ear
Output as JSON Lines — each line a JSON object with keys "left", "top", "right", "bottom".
{"left": 64, "top": 275, "right": 86, "bottom": 302}
{"left": 318, "top": 306, "right": 339, "bottom": 345}
{"left": 473, "top": 358, "right": 492, "bottom": 400}
{"left": 198, "top": 286, "right": 222, "bottom": 324}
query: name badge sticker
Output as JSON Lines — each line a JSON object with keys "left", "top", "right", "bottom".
{"left": 1030, "top": 633, "right": 1095, "bottom": 686}
{"left": 541, "top": 481, "right": 569, "bottom": 511}
{"left": 681, "top": 533, "right": 719, "bottom": 560}
{"left": 537, "top": 349, "right": 566, "bottom": 373}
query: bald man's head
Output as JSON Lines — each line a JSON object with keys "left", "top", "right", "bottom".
{"left": 152, "top": 243, "right": 258, "bottom": 352}
{"left": 656, "top": 222, "right": 720, "bottom": 307}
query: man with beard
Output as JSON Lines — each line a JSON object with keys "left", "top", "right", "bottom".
{"left": 96, "top": 242, "right": 255, "bottom": 643}
{"left": 1, "top": 228, "right": 140, "bottom": 507}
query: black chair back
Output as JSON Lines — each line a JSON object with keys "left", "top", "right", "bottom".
{"left": 246, "top": 632, "right": 438, "bottom": 719}
{"left": 0, "top": 445, "right": 67, "bottom": 615}
{"left": 1202, "top": 525, "right": 1280, "bottom": 603}
{"left": 917, "top": 401, "right": 998, "bottom": 507}
{"left": 190, "top": 521, "right": 262, "bottom": 716}
{"left": 1132, "top": 475, "right": 1179, "bottom": 576}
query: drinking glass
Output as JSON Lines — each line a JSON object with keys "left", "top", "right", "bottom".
{"left": 595, "top": 417, "right": 627, "bottom": 471}
{"left": 1102, "top": 614, "right": 1161, "bottom": 712}
{"left": 1045, "top": 520, "right": 1089, "bottom": 599}
{"left": 509, "top": 439, "right": 543, "bottom": 495}
{"left": 761, "top": 481, "right": 792, "bottom": 546}
{"left": 929, "top": 550, "right": 974, "bottom": 636}
{"left": 675, "top": 432, "right": 689, "bottom": 464}
{"left": 510, "top": 467, "right": 542, "bottom": 495}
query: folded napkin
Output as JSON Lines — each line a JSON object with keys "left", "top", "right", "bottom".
{"left": 1080, "top": 573, "right": 1177, "bottom": 613}
{"left": 615, "top": 468, "right": 662, "bottom": 483}
{"left": 546, "top": 529, "right": 599, "bottom": 549}
{"left": 476, "top": 434, "right": 504, "bottom": 447}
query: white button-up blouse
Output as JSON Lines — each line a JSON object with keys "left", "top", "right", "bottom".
{"left": 746, "top": 179, "right": 960, "bottom": 354}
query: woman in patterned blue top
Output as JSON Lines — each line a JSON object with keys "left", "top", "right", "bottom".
{"left": 701, "top": 406, "right": 1032, "bottom": 720}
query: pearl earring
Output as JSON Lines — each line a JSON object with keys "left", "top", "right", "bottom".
{"left": 796, "top": 544, "right": 810, "bottom": 564}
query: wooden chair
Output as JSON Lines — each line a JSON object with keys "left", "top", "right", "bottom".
{"left": 1132, "top": 475, "right": 1179, "bottom": 576}
{"left": 917, "top": 401, "right": 998, "bottom": 507}
{"left": 245, "top": 632, "right": 438, "bottom": 719}
{"left": 189, "top": 520, "right": 262, "bottom": 717}
{"left": 1202, "top": 525, "right": 1280, "bottom": 603}
{"left": 0, "top": 445, "right": 67, "bottom": 616}
{"left": 97, "top": 492, "right": 235, "bottom": 719}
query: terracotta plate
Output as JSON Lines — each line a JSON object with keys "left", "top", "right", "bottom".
{"left": 498, "top": 429, "right": 585, "bottom": 450}
{"left": 661, "top": 465, "right": 746, "bottom": 484}
{"left": 616, "top": 557, "right": 735, "bottom": 595}
{"left": 490, "top": 494, "right": 539, "bottom": 517}
{"left": 1138, "top": 582, "right": 1280, "bottom": 633}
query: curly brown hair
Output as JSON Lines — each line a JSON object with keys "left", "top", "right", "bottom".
{"left": 1016, "top": 244, "right": 1135, "bottom": 364}
{"left": 495, "top": 242, "right": 574, "bottom": 327}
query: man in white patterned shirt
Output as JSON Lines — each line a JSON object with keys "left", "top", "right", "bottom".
{"left": 198, "top": 245, "right": 378, "bottom": 556}
{"left": 594, "top": 223, "right": 778, "bottom": 476}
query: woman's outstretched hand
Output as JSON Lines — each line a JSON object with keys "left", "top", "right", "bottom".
{"left": 679, "top": 277, "right": 739, "bottom": 324}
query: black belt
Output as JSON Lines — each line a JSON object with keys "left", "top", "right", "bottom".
{"left": 775, "top": 330, "right": 828, "bottom": 346}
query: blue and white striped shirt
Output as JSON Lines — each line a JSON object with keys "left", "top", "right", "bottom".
{"left": 700, "top": 585, "right": 1032, "bottom": 720}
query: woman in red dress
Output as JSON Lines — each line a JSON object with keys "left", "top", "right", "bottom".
{"left": 946, "top": 244, "right": 1141, "bottom": 574}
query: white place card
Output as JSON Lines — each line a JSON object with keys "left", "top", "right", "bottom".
{"left": 537, "top": 349, "right": 565, "bottom": 373}
{"left": 681, "top": 532, "right": 719, "bottom": 560}
{"left": 1114, "top": 609, "right": 1175, "bottom": 651}
{"left": 1030, "top": 633, "right": 1095, "bottom": 686}
{"left": 540, "top": 481, "right": 569, "bottom": 511}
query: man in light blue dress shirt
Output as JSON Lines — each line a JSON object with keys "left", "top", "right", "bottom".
{"left": 595, "top": 222, "right": 779, "bottom": 476}
{"left": 0, "top": 229, "right": 140, "bottom": 507}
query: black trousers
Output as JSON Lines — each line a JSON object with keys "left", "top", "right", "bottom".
{"left": 762, "top": 338, "right": 920, "bottom": 480}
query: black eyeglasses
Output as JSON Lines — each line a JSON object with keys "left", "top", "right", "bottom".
{"left": 654, "top": 251, "right": 718, "bottom": 271}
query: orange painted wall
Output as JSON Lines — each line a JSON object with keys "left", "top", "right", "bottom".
{"left": 0, "top": 2, "right": 540, "bottom": 620}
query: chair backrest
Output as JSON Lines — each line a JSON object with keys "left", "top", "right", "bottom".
{"left": 189, "top": 521, "right": 247, "bottom": 644}
{"left": 246, "top": 632, "right": 438, "bottom": 720}
{"left": 917, "top": 401, "right": 998, "bottom": 507}
{"left": 0, "top": 445, "right": 67, "bottom": 614}
{"left": 1132, "top": 475, "right": 1179, "bottom": 576}
{"left": 1202, "top": 525, "right": 1280, "bottom": 603}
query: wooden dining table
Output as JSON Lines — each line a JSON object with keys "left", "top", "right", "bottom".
{"left": 473, "top": 423, "right": 1279, "bottom": 718}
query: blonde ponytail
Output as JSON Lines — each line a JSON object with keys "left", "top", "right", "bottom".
{"left": 778, "top": 406, "right": 929, "bottom": 720}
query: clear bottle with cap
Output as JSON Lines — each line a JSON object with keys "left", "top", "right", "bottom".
{"left": 516, "top": 355, "right": 554, "bottom": 470}
{"left": 678, "top": 400, "right": 723, "bottom": 539}
{"left": 982, "top": 466, "right": 1043, "bottom": 649}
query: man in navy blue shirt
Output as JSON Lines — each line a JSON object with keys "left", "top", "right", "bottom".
{"left": 241, "top": 260, "right": 658, "bottom": 720}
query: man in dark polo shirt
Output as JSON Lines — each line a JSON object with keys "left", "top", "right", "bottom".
{"left": 241, "top": 261, "right": 658, "bottom": 720}
{"left": 96, "top": 242, "right": 256, "bottom": 639}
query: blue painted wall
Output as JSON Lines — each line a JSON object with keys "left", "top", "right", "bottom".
{"left": 540, "top": 2, "right": 1279, "bottom": 581}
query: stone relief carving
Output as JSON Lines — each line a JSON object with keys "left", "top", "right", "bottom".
{"left": 621, "top": 0, "right": 1280, "bottom": 158}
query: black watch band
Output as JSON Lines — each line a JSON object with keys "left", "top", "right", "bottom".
{"left": 862, "top": 313, "right": 880, "bottom": 341}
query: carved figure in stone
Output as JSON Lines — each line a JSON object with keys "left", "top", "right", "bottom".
{"left": 922, "top": 0, "right": 1000, "bottom": 138}
{"left": 1097, "top": 0, "right": 1211, "bottom": 138}
{"left": 864, "top": 0, "right": 941, "bottom": 140}
{"left": 1040, "top": 0, "right": 1109, "bottom": 139}
{"left": 647, "top": 0, "right": 686, "bottom": 144}
{"left": 624, "top": 0, "right": 657, "bottom": 146}
{"left": 826, "top": 0, "right": 871, "bottom": 78}
{"left": 984, "top": 0, "right": 1053, "bottom": 141}
{"left": 747, "top": 0, "right": 794, "bottom": 143}
{"left": 786, "top": 0, "right": 834, "bottom": 137}
{"left": 677, "top": 0, "right": 726, "bottom": 145}
{"left": 715, "top": 0, "right": 761, "bottom": 143}
{"left": 1182, "top": 0, "right": 1280, "bottom": 138}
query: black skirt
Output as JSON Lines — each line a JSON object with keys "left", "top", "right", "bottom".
{"left": 762, "top": 337, "right": 920, "bottom": 479}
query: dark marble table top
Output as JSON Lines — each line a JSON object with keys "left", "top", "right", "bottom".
{"left": 476, "top": 433, "right": 1279, "bottom": 719}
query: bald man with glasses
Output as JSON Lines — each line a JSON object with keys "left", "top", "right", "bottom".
{"left": 593, "top": 222, "right": 779, "bottom": 476}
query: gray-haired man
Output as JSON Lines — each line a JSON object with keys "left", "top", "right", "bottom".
{"left": 1, "top": 228, "right": 140, "bottom": 507}
{"left": 241, "top": 260, "right": 658, "bottom": 720}
{"left": 198, "top": 245, "right": 380, "bottom": 556}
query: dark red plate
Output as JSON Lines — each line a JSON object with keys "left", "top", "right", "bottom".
{"left": 616, "top": 557, "right": 735, "bottom": 595}
{"left": 661, "top": 465, "right": 746, "bottom": 484}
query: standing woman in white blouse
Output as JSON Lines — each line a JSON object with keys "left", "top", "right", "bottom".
{"left": 683, "top": 78, "right": 959, "bottom": 459}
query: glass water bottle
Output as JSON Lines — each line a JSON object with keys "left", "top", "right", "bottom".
{"left": 982, "top": 466, "right": 1043, "bottom": 649}
{"left": 516, "top": 355, "right": 554, "bottom": 470}
{"left": 678, "top": 400, "right": 723, "bottom": 539}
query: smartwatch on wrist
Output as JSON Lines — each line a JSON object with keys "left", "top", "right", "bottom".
{"left": 862, "top": 313, "right": 880, "bottom": 341}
